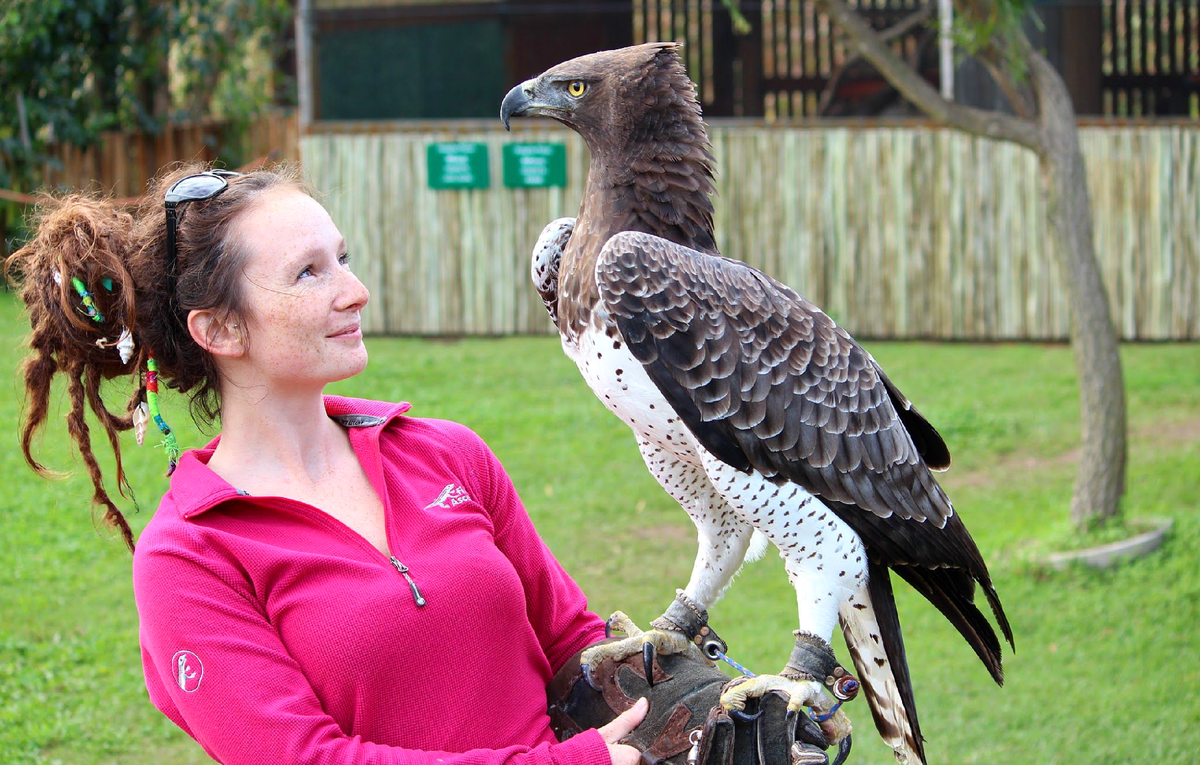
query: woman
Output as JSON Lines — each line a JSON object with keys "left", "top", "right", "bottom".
{"left": 9, "top": 163, "right": 647, "bottom": 764}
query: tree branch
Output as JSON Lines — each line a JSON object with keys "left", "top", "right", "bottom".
{"left": 977, "top": 51, "right": 1037, "bottom": 120}
{"left": 813, "top": 0, "right": 1044, "bottom": 152}
{"left": 818, "top": 5, "right": 935, "bottom": 115}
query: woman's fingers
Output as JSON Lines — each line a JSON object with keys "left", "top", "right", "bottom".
{"left": 598, "top": 696, "right": 649, "bottom": 744}
{"left": 606, "top": 743, "right": 643, "bottom": 765}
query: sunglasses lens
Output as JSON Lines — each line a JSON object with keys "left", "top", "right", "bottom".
{"left": 166, "top": 174, "right": 229, "bottom": 204}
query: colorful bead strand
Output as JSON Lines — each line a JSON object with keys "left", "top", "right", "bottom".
{"left": 146, "top": 355, "right": 181, "bottom": 475}
{"left": 70, "top": 277, "right": 104, "bottom": 323}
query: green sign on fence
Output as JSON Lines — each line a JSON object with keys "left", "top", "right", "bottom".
{"left": 503, "top": 143, "right": 567, "bottom": 188}
{"left": 427, "top": 143, "right": 490, "bottom": 190}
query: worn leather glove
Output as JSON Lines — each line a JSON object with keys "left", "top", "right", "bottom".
{"left": 548, "top": 640, "right": 832, "bottom": 765}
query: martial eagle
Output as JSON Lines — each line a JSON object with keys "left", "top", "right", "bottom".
{"left": 503, "top": 43, "right": 1011, "bottom": 765}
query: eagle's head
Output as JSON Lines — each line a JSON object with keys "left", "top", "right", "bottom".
{"left": 500, "top": 42, "right": 703, "bottom": 156}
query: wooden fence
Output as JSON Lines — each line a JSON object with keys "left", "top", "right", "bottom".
{"left": 1101, "top": 0, "right": 1200, "bottom": 117}
{"left": 305, "top": 120, "right": 1199, "bottom": 341}
{"left": 40, "top": 111, "right": 300, "bottom": 198}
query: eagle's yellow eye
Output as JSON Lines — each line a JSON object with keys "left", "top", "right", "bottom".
{"left": 568, "top": 81, "right": 587, "bottom": 97}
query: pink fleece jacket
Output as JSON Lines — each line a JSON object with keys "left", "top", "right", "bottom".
{"left": 132, "top": 396, "right": 610, "bottom": 765}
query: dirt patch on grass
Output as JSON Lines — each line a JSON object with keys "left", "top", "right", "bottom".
{"left": 1138, "top": 415, "right": 1200, "bottom": 446}
{"left": 635, "top": 522, "right": 696, "bottom": 546}
{"left": 945, "top": 413, "right": 1200, "bottom": 490}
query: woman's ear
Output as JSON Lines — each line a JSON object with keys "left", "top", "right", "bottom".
{"left": 187, "top": 309, "right": 244, "bottom": 358}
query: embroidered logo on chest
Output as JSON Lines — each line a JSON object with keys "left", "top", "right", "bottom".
{"left": 425, "top": 483, "right": 473, "bottom": 509}
{"left": 172, "top": 650, "right": 204, "bottom": 693}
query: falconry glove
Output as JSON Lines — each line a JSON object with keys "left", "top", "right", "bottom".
{"left": 548, "top": 640, "right": 832, "bottom": 765}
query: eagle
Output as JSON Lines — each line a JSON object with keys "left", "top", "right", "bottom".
{"left": 502, "top": 43, "right": 1011, "bottom": 765}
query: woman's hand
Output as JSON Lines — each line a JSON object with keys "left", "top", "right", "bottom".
{"left": 598, "top": 696, "right": 649, "bottom": 765}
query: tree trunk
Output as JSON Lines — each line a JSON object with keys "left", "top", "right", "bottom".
{"left": 1029, "top": 52, "right": 1127, "bottom": 529}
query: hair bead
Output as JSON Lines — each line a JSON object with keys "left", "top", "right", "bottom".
{"left": 145, "top": 355, "right": 181, "bottom": 475}
{"left": 70, "top": 276, "right": 104, "bottom": 323}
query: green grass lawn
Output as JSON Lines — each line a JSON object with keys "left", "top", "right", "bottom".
{"left": 1, "top": 290, "right": 1198, "bottom": 765}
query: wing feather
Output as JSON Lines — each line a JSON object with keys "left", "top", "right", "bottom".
{"left": 595, "top": 231, "right": 1012, "bottom": 633}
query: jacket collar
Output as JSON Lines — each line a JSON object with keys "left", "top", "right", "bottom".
{"left": 168, "top": 395, "right": 411, "bottom": 519}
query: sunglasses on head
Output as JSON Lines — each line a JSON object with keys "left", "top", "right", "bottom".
{"left": 164, "top": 169, "right": 242, "bottom": 280}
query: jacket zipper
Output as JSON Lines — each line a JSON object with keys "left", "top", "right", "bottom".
{"left": 390, "top": 557, "right": 427, "bottom": 606}
{"left": 365, "top": 426, "right": 427, "bottom": 609}
{"left": 252, "top": 497, "right": 428, "bottom": 609}
{"left": 367, "top": 431, "right": 429, "bottom": 611}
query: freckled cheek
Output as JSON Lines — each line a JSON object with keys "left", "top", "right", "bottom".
{"left": 250, "top": 304, "right": 329, "bottom": 373}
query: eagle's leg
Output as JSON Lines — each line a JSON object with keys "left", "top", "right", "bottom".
{"left": 718, "top": 555, "right": 861, "bottom": 746}
{"left": 780, "top": 556, "right": 861, "bottom": 717}
{"left": 580, "top": 517, "right": 755, "bottom": 686}
{"left": 719, "top": 651, "right": 855, "bottom": 748}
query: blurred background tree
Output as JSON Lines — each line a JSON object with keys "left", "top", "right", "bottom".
{"left": 0, "top": 0, "right": 293, "bottom": 209}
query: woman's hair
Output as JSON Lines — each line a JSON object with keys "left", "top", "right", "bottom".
{"left": 6, "top": 162, "right": 308, "bottom": 552}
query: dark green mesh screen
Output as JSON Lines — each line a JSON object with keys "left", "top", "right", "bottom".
{"left": 316, "top": 20, "right": 505, "bottom": 119}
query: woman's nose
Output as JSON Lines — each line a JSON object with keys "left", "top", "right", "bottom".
{"left": 338, "top": 267, "right": 370, "bottom": 311}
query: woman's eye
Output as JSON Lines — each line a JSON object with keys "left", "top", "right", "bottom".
{"left": 568, "top": 81, "right": 586, "bottom": 97}
{"left": 339, "top": 252, "right": 352, "bottom": 267}
{"left": 298, "top": 266, "right": 314, "bottom": 279}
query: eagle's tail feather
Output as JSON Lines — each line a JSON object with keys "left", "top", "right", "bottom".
{"left": 840, "top": 561, "right": 926, "bottom": 765}
{"left": 892, "top": 565, "right": 1006, "bottom": 686}
{"left": 983, "top": 579, "right": 1015, "bottom": 650}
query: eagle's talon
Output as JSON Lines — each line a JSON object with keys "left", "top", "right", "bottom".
{"left": 792, "top": 709, "right": 829, "bottom": 750}
{"left": 604, "top": 610, "right": 643, "bottom": 639}
{"left": 579, "top": 617, "right": 698, "bottom": 682}
{"left": 727, "top": 705, "right": 762, "bottom": 724}
{"left": 830, "top": 734, "right": 852, "bottom": 765}
{"left": 720, "top": 673, "right": 851, "bottom": 751}
{"left": 815, "top": 707, "right": 853, "bottom": 749}
{"left": 579, "top": 662, "right": 598, "bottom": 691}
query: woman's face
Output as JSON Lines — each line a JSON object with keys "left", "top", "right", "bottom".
{"left": 228, "top": 188, "right": 370, "bottom": 392}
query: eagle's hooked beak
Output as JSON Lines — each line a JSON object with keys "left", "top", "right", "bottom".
{"left": 502, "top": 78, "right": 572, "bottom": 130}
{"left": 500, "top": 80, "right": 535, "bottom": 131}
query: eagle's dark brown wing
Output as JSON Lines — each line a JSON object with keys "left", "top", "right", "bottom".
{"left": 595, "top": 230, "right": 1012, "bottom": 651}
{"left": 597, "top": 231, "right": 953, "bottom": 528}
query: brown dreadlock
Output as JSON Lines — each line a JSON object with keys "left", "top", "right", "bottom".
{"left": 6, "top": 162, "right": 308, "bottom": 552}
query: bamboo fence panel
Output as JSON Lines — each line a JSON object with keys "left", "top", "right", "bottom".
{"left": 302, "top": 123, "right": 1200, "bottom": 340}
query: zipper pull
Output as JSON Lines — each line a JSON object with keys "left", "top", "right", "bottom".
{"left": 390, "top": 556, "right": 427, "bottom": 607}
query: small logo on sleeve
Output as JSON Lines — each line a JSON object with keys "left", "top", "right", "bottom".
{"left": 172, "top": 650, "right": 204, "bottom": 693}
{"left": 425, "top": 483, "right": 473, "bottom": 509}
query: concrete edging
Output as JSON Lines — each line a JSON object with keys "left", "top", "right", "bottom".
{"left": 1045, "top": 517, "right": 1173, "bottom": 570}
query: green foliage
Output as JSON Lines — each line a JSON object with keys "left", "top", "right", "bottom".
{"left": 172, "top": 0, "right": 294, "bottom": 123}
{"left": 0, "top": 0, "right": 162, "bottom": 188}
{"left": 0, "top": 0, "right": 293, "bottom": 194}
{"left": 718, "top": 0, "right": 752, "bottom": 35}
{"left": 947, "top": 0, "right": 1040, "bottom": 84}
{"left": 1, "top": 288, "right": 1198, "bottom": 762}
